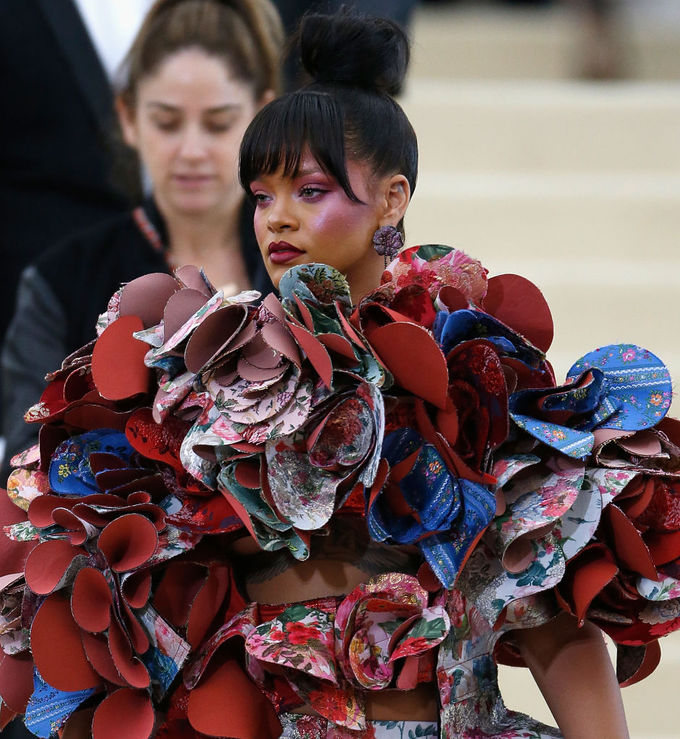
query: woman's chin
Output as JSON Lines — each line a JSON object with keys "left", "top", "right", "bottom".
{"left": 169, "top": 196, "right": 222, "bottom": 218}
{"left": 267, "top": 254, "right": 307, "bottom": 282}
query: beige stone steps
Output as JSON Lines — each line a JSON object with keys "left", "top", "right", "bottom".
{"left": 410, "top": 2, "right": 680, "bottom": 81}
{"left": 400, "top": 81, "right": 680, "bottom": 172}
{"left": 405, "top": 175, "right": 680, "bottom": 260}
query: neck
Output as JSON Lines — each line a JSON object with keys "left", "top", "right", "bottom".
{"left": 346, "top": 249, "right": 386, "bottom": 305}
{"left": 161, "top": 195, "right": 244, "bottom": 263}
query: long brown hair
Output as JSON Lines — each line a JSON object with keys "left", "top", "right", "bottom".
{"left": 119, "top": 0, "right": 283, "bottom": 107}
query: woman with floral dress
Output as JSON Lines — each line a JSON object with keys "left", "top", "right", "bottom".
{"left": 2, "top": 10, "right": 680, "bottom": 739}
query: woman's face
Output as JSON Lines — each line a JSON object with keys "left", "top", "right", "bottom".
{"left": 119, "top": 48, "right": 261, "bottom": 218}
{"left": 249, "top": 150, "right": 395, "bottom": 296}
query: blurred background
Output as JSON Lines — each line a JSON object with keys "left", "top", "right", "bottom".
{"left": 402, "top": 2, "right": 679, "bottom": 737}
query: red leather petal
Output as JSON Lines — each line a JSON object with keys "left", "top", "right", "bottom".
{"left": 646, "top": 529, "right": 680, "bottom": 566}
{"left": 484, "top": 273, "right": 554, "bottom": 352}
{"left": 153, "top": 562, "right": 207, "bottom": 629}
{"left": 292, "top": 293, "right": 314, "bottom": 331}
{"left": 186, "top": 565, "right": 231, "bottom": 647}
{"left": 187, "top": 659, "right": 281, "bottom": 739}
{"left": 24, "top": 540, "right": 84, "bottom": 595}
{"left": 336, "top": 301, "right": 365, "bottom": 346}
{"left": 0, "top": 652, "right": 34, "bottom": 713}
{"left": 81, "top": 631, "right": 126, "bottom": 687}
{"left": 233, "top": 460, "right": 261, "bottom": 489}
{"left": 285, "top": 322, "right": 333, "bottom": 390}
{"left": 98, "top": 514, "right": 158, "bottom": 572}
{"left": 121, "top": 599, "right": 150, "bottom": 655}
{"left": 618, "top": 640, "right": 662, "bottom": 687}
{"left": 437, "top": 285, "right": 470, "bottom": 312}
{"left": 558, "top": 544, "right": 618, "bottom": 625}
{"left": 617, "top": 477, "right": 655, "bottom": 519}
{"left": 91, "top": 316, "right": 150, "bottom": 400}
{"left": 71, "top": 567, "right": 112, "bottom": 633}
{"left": 0, "top": 703, "right": 17, "bottom": 731}
{"left": 119, "top": 273, "right": 180, "bottom": 327}
{"left": 318, "top": 332, "right": 356, "bottom": 361}
{"left": 369, "top": 322, "right": 448, "bottom": 410}
{"left": 603, "top": 505, "right": 657, "bottom": 579}
{"left": 92, "top": 688, "right": 154, "bottom": 739}
{"left": 184, "top": 305, "right": 249, "bottom": 374}
{"left": 108, "top": 619, "right": 150, "bottom": 689}
{"left": 31, "top": 593, "right": 101, "bottom": 691}
{"left": 0, "top": 492, "right": 34, "bottom": 577}
{"left": 27, "top": 493, "right": 76, "bottom": 528}
{"left": 51, "top": 507, "right": 89, "bottom": 546}
{"left": 122, "top": 570, "right": 152, "bottom": 609}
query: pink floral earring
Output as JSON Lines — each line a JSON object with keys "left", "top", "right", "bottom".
{"left": 372, "top": 225, "right": 403, "bottom": 265}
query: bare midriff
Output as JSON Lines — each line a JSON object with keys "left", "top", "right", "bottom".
{"left": 230, "top": 537, "right": 440, "bottom": 722}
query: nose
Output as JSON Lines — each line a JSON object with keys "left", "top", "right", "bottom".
{"left": 178, "top": 124, "right": 207, "bottom": 161}
{"left": 267, "top": 196, "right": 298, "bottom": 233}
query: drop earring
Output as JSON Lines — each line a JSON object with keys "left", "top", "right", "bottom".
{"left": 372, "top": 225, "right": 403, "bottom": 266}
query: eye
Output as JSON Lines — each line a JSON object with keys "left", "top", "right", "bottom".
{"left": 251, "top": 191, "right": 271, "bottom": 206}
{"left": 206, "top": 123, "right": 231, "bottom": 133}
{"left": 152, "top": 118, "right": 179, "bottom": 132}
{"left": 299, "top": 185, "right": 327, "bottom": 198}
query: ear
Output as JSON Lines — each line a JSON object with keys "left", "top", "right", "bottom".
{"left": 380, "top": 174, "right": 410, "bottom": 227}
{"left": 256, "top": 89, "right": 276, "bottom": 111}
{"left": 115, "top": 95, "right": 139, "bottom": 149}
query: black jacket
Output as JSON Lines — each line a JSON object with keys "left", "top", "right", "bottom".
{"left": 0, "top": 0, "right": 141, "bottom": 347}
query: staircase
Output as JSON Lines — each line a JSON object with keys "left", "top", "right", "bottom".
{"left": 402, "top": 3, "right": 680, "bottom": 737}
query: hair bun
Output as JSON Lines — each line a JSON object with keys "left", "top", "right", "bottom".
{"left": 298, "top": 12, "right": 409, "bottom": 96}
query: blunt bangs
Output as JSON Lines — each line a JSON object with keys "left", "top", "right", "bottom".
{"left": 239, "top": 90, "right": 362, "bottom": 202}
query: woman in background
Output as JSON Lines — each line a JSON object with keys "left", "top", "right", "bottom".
{"left": 1, "top": 0, "right": 282, "bottom": 481}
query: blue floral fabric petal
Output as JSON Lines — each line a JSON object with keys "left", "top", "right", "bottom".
{"left": 508, "top": 369, "right": 611, "bottom": 457}
{"left": 434, "top": 309, "right": 543, "bottom": 368}
{"left": 48, "top": 429, "right": 135, "bottom": 496}
{"left": 509, "top": 413, "right": 594, "bottom": 459}
{"left": 418, "top": 478, "right": 496, "bottom": 589}
{"left": 567, "top": 344, "right": 672, "bottom": 431}
{"left": 24, "top": 670, "right": 95, "bottom": 738}
{"left": 383, "top": 429, "right": 461, "bottom": 531}
{"left": 369, "top": 429, "right": 495, "bottom": 588}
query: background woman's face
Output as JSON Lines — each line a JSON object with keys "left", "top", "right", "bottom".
{"left": 249, "top": 150, "right": 386, "bottom": 290}
{"left": 120, "top": 48, "right": 258, "bottom": 218}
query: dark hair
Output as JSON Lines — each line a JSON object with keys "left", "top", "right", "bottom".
{"left": 239, "top": 12, "right": 418, "bottom": 207}
{"left": 119, "top": 0, "right": 284, "bottom": 106}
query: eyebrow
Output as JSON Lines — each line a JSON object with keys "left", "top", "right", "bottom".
{"left": 146, "top": 102, "right": 242, "bottom": 114}
{"left": 296, "top": 166, "right": 327, "bottom": 177}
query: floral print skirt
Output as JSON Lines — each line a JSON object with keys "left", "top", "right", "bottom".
{"left": 279, "top": 712, "right": 438, "bottom": 738}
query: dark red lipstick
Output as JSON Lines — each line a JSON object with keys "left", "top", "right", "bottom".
{"left": 268, "top": 241, "right": 304, "bottom": 265}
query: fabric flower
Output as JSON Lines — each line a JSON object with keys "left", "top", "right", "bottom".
{"left": 334, "top": 574, "right": 450, "bottom": 691}
{"left": 198, "top": 574, "right": 449, "bottom": 731}
{"left": 509, "top": 344, "right": 673, "bottom": 460}
{"left": 185, "top": 265, "right": 388, "bottom": 556}
{"left": 382, "top": 245, "right": 489, "bottom": 318}
{"left": 367, "top": 427, "right": 496, "bottom": 588}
